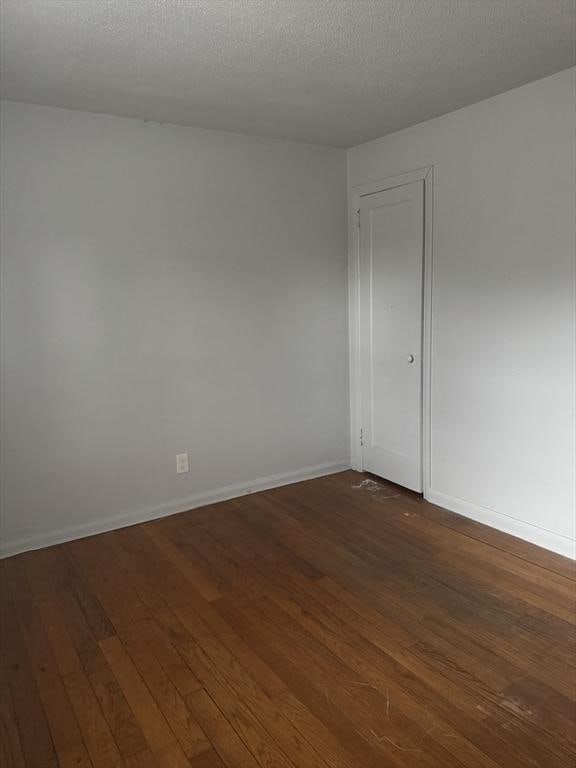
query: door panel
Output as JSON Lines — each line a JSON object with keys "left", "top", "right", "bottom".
{"left": 359, "top": 180, "right": 424, "bottom": 491}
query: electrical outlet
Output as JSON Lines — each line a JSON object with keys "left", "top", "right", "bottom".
{"left": 176, "top": 453, "right": 189, "bottom": 474}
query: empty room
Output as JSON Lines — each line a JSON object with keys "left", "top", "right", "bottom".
{"left": 0, "top": 1, "right": 575, "bottom": 766}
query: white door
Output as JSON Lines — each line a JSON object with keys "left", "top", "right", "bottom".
{"left": 359, "top": 180, "right": 424, "bottom": 491}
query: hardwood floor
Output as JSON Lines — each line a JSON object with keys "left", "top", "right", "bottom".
{"left": 1, "top": 470, "right": 575, "bottom": 768}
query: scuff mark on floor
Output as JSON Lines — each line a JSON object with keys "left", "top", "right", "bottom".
{"left": 352, "top": 478, "right": 385, "bottom": 492}
{"left": 352, "top": 478, "right": 401, "bottom": 501}
{"left": 369, "top": 730, "right": 422, "bottom": 753}
{"left": 499, "top": 696, "right": 533, "bottom": 718}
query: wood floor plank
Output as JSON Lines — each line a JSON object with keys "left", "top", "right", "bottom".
{"left": 61, "top": 547, "right": 117, "bottom": 642}
{"left": 187, "top": 515, "right": 482, "bottom": 766}
{"left": 170, "top": 605, "right": 331, "bottom": 768}
{"left": 103, "top": 549, "right": 205, "bottom": 700}
{"left": 185, "top": 688, "right": 260, "bottom": 768}
{"left": 116, "top": 524, "right": 288, "bottom": 699}
{"left": 100, "top": 635, "right": 192, "bottom": 768}
{"left": 0, "top": 564, "right": 59, "bottom": 768}
{"left": 57, "top": 577, "right": 150, "bottom": 761}
{"left": 62, "top": 668, "right": 124, "bottom": 768}
{"left": 134, "top": 614, "right": 203, "bottom": 697}
{"left": 143, "top": 523, "right": 223, "bottom": 602}
{"left": 2, "top": 470, "right": 574, "bottom": 767}
{"left": 275, "top": 483, "right": 575, "bottom": 695}
{"left": 245, "top": 594, "right": 471, "bottom": 768}
{"left": 25, "top": 544, "right": 150, "bottom": 762}
{"left": 215, "top": 596, "right": 416, "bottom": 768}
{"left": 122, "top": 748, "right": 158, "bottom": 768}
{"left": 26, "top": 558, "right": 125, "bottom": 767}
{"left": 4, "top": 557, "right": 93, "bottom": 768}
{"left": 36, "top": 596, "right": 83, "bottom": 677}
{"left": 298, "top": 475, "right": 576, "bottom": 616}
{"left": 189, "top": 748, "right": 227, "bottom": 768}
{"left": 164, "top": 605, "right": 303, "bottom": 768}
{"left": 271, "top": 689, "right": 362, "bottom": 768}
{"left": 337, "top": 472, "right": 576, "bottom": 581}
{"left": 114, "top": 621, "right": 210, "bottom": 760}
{"left": 0, "top": 685, "right": 26, "bottom": 768}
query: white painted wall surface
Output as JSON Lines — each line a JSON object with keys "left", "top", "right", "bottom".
{"left": 0, "top": 101, "right": 349, "bottom": 556}
{"left": 348, "top": 68, "right": 576, "bottom": 558}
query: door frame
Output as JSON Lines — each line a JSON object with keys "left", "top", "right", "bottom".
{"left": 348, "top": 166, "right": 434, "bottom": 496}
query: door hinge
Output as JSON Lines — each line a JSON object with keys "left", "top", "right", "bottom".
{"left": 360, "top": 428, "right": 364, "bottom": 446}
{"left": 357, "top": 208, "right": 361, "bottom": 228}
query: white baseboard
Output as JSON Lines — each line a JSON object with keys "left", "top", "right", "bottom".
{"left": 0, "top": 459, "right": 350, "bottom": 559}
{"left": 426, "top": 489, "right": 576, "bottom": 561}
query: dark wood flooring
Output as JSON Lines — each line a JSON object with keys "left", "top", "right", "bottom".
{"left": 1, "top": 470, "right": 575, "bottom": 767}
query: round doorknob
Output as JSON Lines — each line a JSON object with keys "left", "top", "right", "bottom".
{"left": 407, "top": 354, "right": 415, "bottom": 363}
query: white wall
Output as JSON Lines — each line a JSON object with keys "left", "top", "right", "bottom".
{"left": 348, "top": 68, "right": 576, "bottom": 558}
{"left": 0, "top": 101, "right": 349, "bottom": 556}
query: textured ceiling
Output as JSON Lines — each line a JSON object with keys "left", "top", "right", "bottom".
{"left": 1, "top": 0, "right": 575, "bottom": 147}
